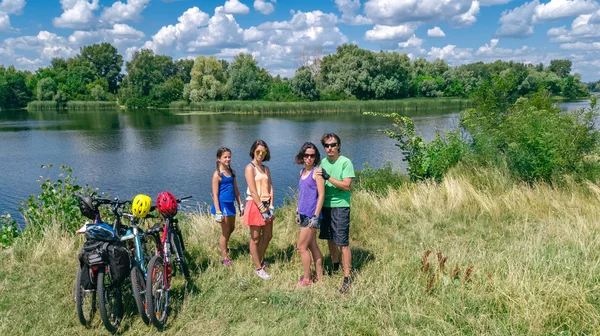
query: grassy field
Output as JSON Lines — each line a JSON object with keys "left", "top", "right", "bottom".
{"left": 2, "top": 166, "right": 600, "bottom": 335}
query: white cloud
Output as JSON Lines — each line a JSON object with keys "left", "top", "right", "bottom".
{"left": 68, "top": 23, "right": 145, "bottom": 48}
{"left": 0, "top": 0, "right": 26, "bottom": 15}
{"left": 496, "top": 0, "right": 537, "bottom": 37}
{"left": 364, "top": 0, "right": 473, "bottom": 25}
{"left": 560, "top": 42, "right": 600, "bottom": 49}
{"left": 365, "top": 24, "right": 415, "bottom": 41}
{"left": 428, "top": 26, "right": 446, "bottom": 37}
{"left": 142, "top": 6, "right": 210, "bottom": 54}
{"left": 428, "top": 44, "right": 473, "bottom": 61}
{"left": 547, "top": 13, "right": 600, "bottom": 43}
{"left": 479, "top": 0, "right": 513, "bottom": 5}
{"left": 5, "top": 31, "right": 78, "bottom": 61}
{"left": 497, "top": 0, "right": 599, "bottom": 37}
{"left": 223, "top": 0, "right": 250, "bottom": 15}
{"left": 334, "top": 0, "right": 372, "bottom": 25}
{"left": 254, "top": 0, "right": 275, "bottom": 15}
{"left": 100, "top": 0, "right": 150, "bottom": 24}
{"left": 450, "top": 0, "right": 480, "bottom": 27}
{"left": 243, "top": 26, "right": 265, "bottom": 41}
{"left": 53, "top": 0, "right": 100, "bottom": 29}
{"left": 476, "top": 38, "right": 533, "bottom": 56}
{"left": 534, "top": 0, "right": 598, "bottom": 21}
{"left": 398, "top": 34, "right": 425, "bottom": 54}
{"left": 0, "top": 12, "right": 9, "bottom": 32}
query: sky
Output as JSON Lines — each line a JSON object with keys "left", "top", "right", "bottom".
{"left": 0, "top": 0, "right": 599, "bottom": 81}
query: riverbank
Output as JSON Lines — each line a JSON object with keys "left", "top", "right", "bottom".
{"left": 22, "top": 98, "right": 472, "bottom": 114}
{"left": 2, "top": 165, "right": 599, "bottom": 334}
{"left": 169, "top": 98, "right": 472, "bottom": 114}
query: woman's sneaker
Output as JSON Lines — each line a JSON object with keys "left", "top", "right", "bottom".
{"left": 255, "top": 268, "right": 271, "bottom": 280}
{"left": 221, "top": 258, "right": 232, "bottom": 267}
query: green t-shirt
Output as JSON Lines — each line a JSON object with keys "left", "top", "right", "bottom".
{"left": 320, "top": 155, "right": 355, "bottom": 207}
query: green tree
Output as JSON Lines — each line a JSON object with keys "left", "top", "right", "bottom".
{"left": 226, "top": 53, "right": 268, "bottom": 100}
{"left": 188, "top": 56, "right": 226, "bottom": 101}
{"left": 119, "top": 49, "right": 176, "bottom": 107}
{"left": 78, "top": 43, "right": 123, "bottom": 93}
{"left": 290, "top": 67, "right": 319, "bottom": 100}
{"left": 37, "top": 77, "right": 56, "bottom": 101}
{"left": 548, "top": 59, "right": 572, "bottom": 78}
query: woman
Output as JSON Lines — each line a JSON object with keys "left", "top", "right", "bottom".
{"left": 294, "top": 142, "right": 324, "bottom": 286}
{"left": 242, "top": 140, "right": 275, "bottom": 280}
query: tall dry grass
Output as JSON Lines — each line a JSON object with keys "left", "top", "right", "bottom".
{"left": 2, "top": 166, "right": 600, "bottom": 334}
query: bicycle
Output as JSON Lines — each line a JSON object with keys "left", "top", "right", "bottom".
{"left": 145, "top": 192, "right": 192, "bottom": 329}
{"left": 74, "top": 194, "right": 129, "bottom": 333}
{"left": 119, "top": 194, "right": 159, "bottom": 325}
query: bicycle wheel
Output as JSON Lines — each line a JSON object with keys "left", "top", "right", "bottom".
{"left": 143, "top": 232, "right": 159, "bottom": 266}
{"left": 171, "top": 231, "right": 190, "bottom": 281}
{"left": 75, "top": 266, "right": 96, "bottom": 327}
{"left": 97, "top": 267, "right": 123, "bottom": 333}
{"left": 130, "top": 262, "right": 150, "bottom": 325}
{"left": 146, "top": 255, "right": 168, "bottom": 329}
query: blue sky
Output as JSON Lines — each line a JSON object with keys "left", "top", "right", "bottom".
{"left": 0, "top": 0, "right": 599, "bottom": 81}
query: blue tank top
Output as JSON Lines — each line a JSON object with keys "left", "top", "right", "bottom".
{"left": 218, "top": 173, "right": 235, "bottom": 203}
{"left": 297, "top": 168, "right": 318, "bottom": 217}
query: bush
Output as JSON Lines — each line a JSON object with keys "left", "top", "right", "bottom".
{"left": 462, "top": 87, "right": 600, "bottom": 183}
{"left": 364, "top": 112, "right": 469, "bottom": 182}
{"left": 19, "top": 165, "right": 95, "bottom": 232}
{"left": 354, "top": 162, "right": 407, "bottom": 194}
{"left": 1, "top": 212, "right": 19, "bottom": 249}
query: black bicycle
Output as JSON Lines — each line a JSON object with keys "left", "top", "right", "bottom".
{"left": 74, "top": 194, "right": 129, "bottom": 333}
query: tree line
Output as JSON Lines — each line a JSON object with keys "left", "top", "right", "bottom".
{"left": 0, "top": 42, "right": 592, "bottom": 110}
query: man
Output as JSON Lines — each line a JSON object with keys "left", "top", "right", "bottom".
{"left": 316, "top": 133, "right": 355, "bottom": 294}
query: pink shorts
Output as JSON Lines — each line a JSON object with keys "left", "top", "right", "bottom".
{"left": 242, "top": 200, "right": 274, "bottom": 226}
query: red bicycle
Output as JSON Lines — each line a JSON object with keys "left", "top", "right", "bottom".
{"left": 145, "top": 192, "right": 192, "bottom": 329}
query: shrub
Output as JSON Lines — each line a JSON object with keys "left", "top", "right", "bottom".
{"left": 354, "top": 162, "right": 407, "bottom": 194}
{"left": 1, "top": 212, "right": 19, "bottom": 249}
{"left": 19, "top": 165, "right": 95, "bottom": 233}
{"left": 364, "top": 112, "right": 469, "bottom": 182}
{"left": 462, "top": 88, "right": 600, "bottom": 183}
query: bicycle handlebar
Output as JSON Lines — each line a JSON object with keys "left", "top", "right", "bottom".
{"left": 177, "top": 195, "right": 192, "bottom": 203}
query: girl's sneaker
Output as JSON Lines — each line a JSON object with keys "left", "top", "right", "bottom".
{"left": 297, "top": 277, "right": 313, "bottom": 287}
{"left": 255, "top": 268, "right": 271, "bottom": 280}
{"left": 221, "top": 258, "right": 232, "bottom": 267}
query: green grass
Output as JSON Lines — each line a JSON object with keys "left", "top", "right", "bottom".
{"left": 169, "top": 98, "right": 472, "bottom": 114}
{"left": 27, "top": 101, "right": 119, "bottom": 111}
{"left": 2, "top": 165, "right": 600, "bottom": 334}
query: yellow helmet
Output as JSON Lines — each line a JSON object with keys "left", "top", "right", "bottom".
{"left": 132, "top": 194, "right": 152, "bottom": 218}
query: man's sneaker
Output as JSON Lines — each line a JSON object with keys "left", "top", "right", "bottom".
{"left": 221, "top": 258, "right": 232, "bottom": 267}
{"left": 255, "top": 268, "right": 271, "bottom": 280}
{"left": 339, "top": 277, "right": 351, "bottom": 294}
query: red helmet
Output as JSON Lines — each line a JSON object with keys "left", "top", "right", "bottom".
{"left": 156, "top": 191, "right": 178, "bottom": 217}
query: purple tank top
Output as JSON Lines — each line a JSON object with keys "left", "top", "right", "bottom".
{"left": 298, "top": 168, "right": 318, "bottom": 217}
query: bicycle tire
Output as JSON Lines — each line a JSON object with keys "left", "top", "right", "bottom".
{"left": 75, "top": 266, "right": 96, "bottom": 327}
{"left": 97, "top": 267, "right": 123, "bottom": 333}
{"left": 171, "top": 231, "right": 190, "bottom": 281}
{"left": 130, "top": 262, "right": 150, "bottom": 325}
{"left": 146, "top": 255, "right": 168, "bottom": 329}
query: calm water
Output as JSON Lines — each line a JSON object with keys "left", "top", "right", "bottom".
{"left": 0, "top": 100, "right": 587, "bottom": 223}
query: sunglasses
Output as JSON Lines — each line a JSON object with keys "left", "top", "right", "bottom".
{"left": 303, "top": 153, "right": 316, "bottom": 158}
{"left": 255, "top": 150, "right": 267, "bottom": 156}
{"left": 323, "top": 142, "right": 338, "bottom": 148}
